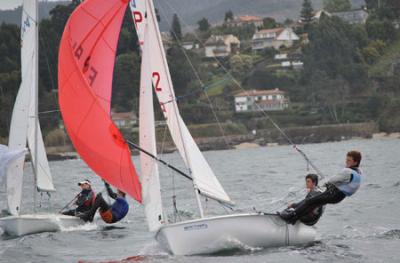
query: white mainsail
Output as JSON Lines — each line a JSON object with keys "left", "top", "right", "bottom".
{"left": 0, "top": 145, "right": 26, "bottom": 189}
{"left": 131, "top": 0, "right": 232, "bottom": 205}
{"left": 137, "top": 6, "right": 164, "bottom": 231}
{"left": 6, "top": 0, "right": 55, "bottom": 215}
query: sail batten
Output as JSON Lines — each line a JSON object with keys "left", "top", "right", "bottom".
{"left": 58, "top": 0, "right": 142, "bottom": 202}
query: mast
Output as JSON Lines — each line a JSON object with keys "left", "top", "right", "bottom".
{"left": 33, "top": 0, "right": 39, "bottom": 212}
{"left": 146, "top": 0, "right": 204, "bottom": 218}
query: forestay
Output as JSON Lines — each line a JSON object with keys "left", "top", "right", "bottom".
{"left": 130, "top": 0, "right": 232, "bottom": 205}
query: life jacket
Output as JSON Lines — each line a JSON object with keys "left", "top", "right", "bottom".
{"left": 83, "top": 190, "right": 96, "bottom": 207}
{"left": 337, "top": 168, "right": 362, "bottom": 196}
{"left": 111, "top": 197, "right": 129, "bottom": 222}
{"left": 100, "top": 209, "right": 114, "bottom": 224}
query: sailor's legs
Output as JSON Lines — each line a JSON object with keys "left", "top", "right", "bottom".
{"left": 294, "top": 187, "right": 345, "bottom": 219}
{"left": 79, "top": 193, "right": 110, "bottom": 222}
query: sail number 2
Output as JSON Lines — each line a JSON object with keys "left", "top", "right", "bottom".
{"left": 152, "top": 72, "right": 166, "bottom": 112}
{"left": 152, "top": 72, "right": 162, "bottom": 92}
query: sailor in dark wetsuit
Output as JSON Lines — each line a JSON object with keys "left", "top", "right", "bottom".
{"left": 279, "top": 151, "right": 362, "bottom": 225}
{"left": 62, "top": 179, "right": 95, "bottom": 216}
{"left": 286, "top": 174, "right": 324, "bottom": 226}
{"left": 79, "top": 181, "right": 129, "bottom": 224}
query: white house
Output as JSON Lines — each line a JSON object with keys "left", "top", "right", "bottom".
{"left": 204, "top": 34, "right": 240, "bottom": 58}
{"left": 332, "top": 9, "right": 369, "bottom": 24}
{"left": 234, "top": 89, "right": 289, "bottom": 112}
{"left": 111, "top": 112, "right": 137, "bottom": 129}
{"left": 252, "top": 27, "right": 299, "bottom": 51}
{"left": 227, "top": 15, "right": 264, "bottom": 28}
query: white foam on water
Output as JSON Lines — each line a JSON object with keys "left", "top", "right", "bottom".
{"left": 138, "top": 240, "right": 170, "bottom": 256}
{"left": 59, "top": 222, "right": 98, "bottom": 232}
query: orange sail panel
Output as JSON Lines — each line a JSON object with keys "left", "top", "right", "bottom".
{"left": 58, "top": 0, "right": 141, "bottom": 202}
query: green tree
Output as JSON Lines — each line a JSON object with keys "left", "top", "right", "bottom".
{"left": 323, "top": 0, "right": 351, "bottom": 13}
{"left": 224, "top": 10, "right": 234, "bottom": 22}
{"left": 197, "top": 17, "right": 210, "bottom": 32}
{"left": 170, "top": 14, "right": 182, "bottom": 41}
{"left": 262, "top": 17, "right": 277, "bottom": 29}
{"left": 300, "top": 0, "right": 314, "bottom": 23}
{"left": 303, "top": 16, "right": 368, "bottom": 93}
{"left": 366, "top": 19, "right": 397, "bottom": 42}
{"left": 229, "top": 54, "right": 253, "bottom": 80}
{"left": 112, "top": 53, "right": 140, "bottom": 112}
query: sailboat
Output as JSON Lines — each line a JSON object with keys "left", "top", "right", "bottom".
{"left": 58, "top": 0, "right": 315, "bottom": 255}
{"left": 130, "top": 0, "right": 316, "bottom": 255}
{"left": 0, "top": 0, "right": 82, "bottom": 237}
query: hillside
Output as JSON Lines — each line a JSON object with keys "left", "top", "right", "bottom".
{"left": 0, "top": 0, "right": 365, "bottom": 28}
{"left": 0, "top": 1, "right": 70, "bottom": 25}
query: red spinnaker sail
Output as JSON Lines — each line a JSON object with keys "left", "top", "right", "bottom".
{"left": 58, "top": 0, "right": 141, "bottom": 202}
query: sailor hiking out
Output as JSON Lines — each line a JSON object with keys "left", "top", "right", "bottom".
{"left": 279, "top": 151, "right": 362, "bottom": 224}
{"left": 285, "top": 174, "right": 325, "bottom": 226}
{"left": 78, "top": 181, "right": 129, "bottom": 224}
{"left": 61, "top": 179, "right": 95, "bottom": 216}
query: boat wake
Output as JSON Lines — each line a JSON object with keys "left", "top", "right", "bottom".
{"left": 59, "top": 222, "right": 98, "bottom": 232}
{"left": 377, "top": 229, "right": 400, "bottom": 239}
{"left": 207, "top": 237, "right": 263, "bottom": 256}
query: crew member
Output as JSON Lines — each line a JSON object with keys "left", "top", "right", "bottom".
{"left": 79, "top": 181, "right": 129, "bottom": 224}
{"left": 279, "top": 151, "right": 362, "bottom": 224}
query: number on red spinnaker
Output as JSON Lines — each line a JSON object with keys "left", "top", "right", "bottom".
{"left": 58, "top": 0, "right": 141, "bottom": 202}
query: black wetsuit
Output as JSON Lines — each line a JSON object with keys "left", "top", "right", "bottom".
{"left": 62, "top": 189, "right": 95, "bottom": 216}
{"left": 280, "top": 167, "right": 362, "bottom": 224}
{"left": 79, "top": 183, "right": 129, "bottom": 223}
{"left": 291, "top": 188, "right": 325, "bottom": 226}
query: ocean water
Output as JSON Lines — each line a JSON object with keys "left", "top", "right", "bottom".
{"left": 0, "top": 138, "right": 399, "bottom": 263}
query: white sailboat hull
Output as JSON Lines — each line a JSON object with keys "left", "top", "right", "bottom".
{"left": 0, "top": 213, "right": 84, "bottom": 236}
{"left": 156, "top": 213, "right": 316, "bottom": 255}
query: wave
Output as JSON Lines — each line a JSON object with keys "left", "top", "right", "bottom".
{"left": 377, "top": 229, "right": 400, "bottom": 240}
{"left": 59, "top": 222, "right": 98, "bottom": 232}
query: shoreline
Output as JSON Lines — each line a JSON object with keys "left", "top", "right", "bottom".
{"left": 42, "top": 122, "right": 400, "bottom": 161}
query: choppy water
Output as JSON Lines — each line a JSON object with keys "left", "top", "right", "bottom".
{"left": 1, "top": 138, "right": 399, "bottom": 263}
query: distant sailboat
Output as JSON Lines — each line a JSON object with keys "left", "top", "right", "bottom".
{"left": 130, "top": 0, "right": 316, "bottom": 255}
{"left": 0, "top": 0, "right": 82, "bottom": 237}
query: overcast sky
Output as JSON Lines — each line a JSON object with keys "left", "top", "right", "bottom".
{"left": 0, "top": 0, "right": 68, "bottom": 10}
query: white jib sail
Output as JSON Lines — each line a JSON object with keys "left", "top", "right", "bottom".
{"left": 27, "top": 120, "right": 55, "bottom": 192}
{"left": 6, "top": 0, "right": 38, "bottom": 215}
{"left": 138, "top": 11, "right": 164, "bottom": 232}
{"left": 134, "top": 0, "right": 232, "bottom": 205}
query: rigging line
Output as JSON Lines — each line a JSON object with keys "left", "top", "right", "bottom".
{"left": 157, "top": 5, "right": 230, "bottom": 148}
{"left": 128, "top": 138, "right": 230, "bottom": 197}
{"left": 39, "top": 109, "right": 60, "bottom": 115}
{"left": 127, "top": 140, "right": 192, "bottom": 181}
{"left": 157, "top": 0, "right": 324, "bottom": 178}
{"left": 163, "top": 76, "right": 231, "bottom": 104}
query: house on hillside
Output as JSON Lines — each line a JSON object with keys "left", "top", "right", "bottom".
{"left": 111, "top": 112, "right": 137, "bottom": 129}
{"left": 252, "top": 27, "right": 299, "bottom": 51}
{"left": 234, "top": 89, "right": 289, "bottom": 113}
{"left": 227, "top": 15, "right": 264, "bottom": 28}
{"left": 204, "top": 34, "right": 240, "bottom": 58}
{"left": 161, "top": 32, "right": 173, "bottom": 50}
{"left": 331, "top": 9, "right": 369, "bottom": 24}
{"left": 182, "top": 41, "right": 200, "bottom": 50}
{"left": 312, "top": 10, "right": 331, "bottom": 21}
